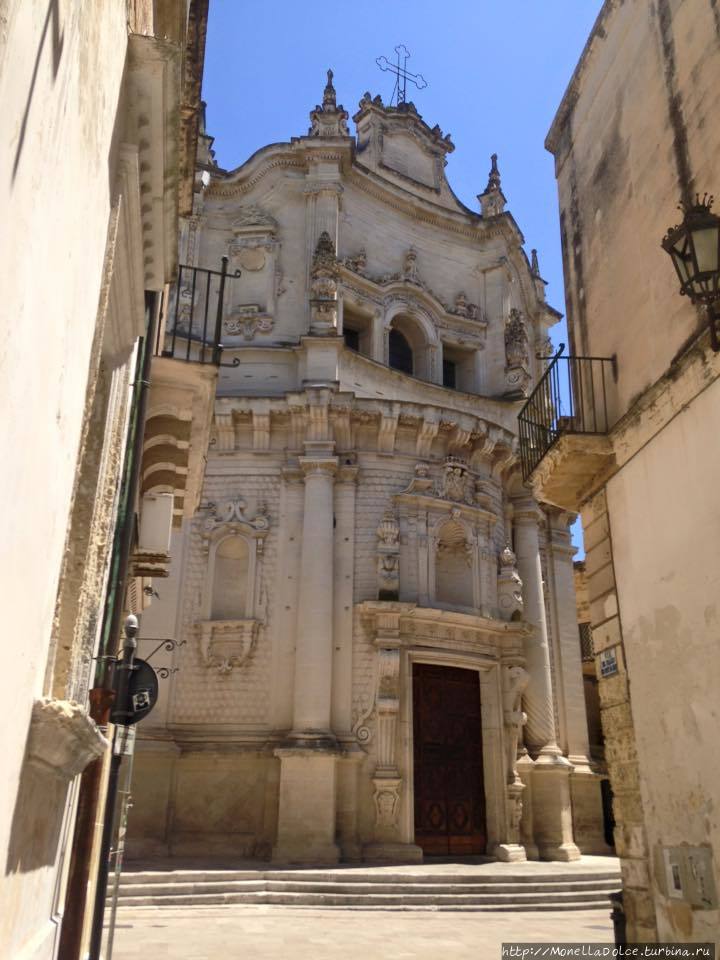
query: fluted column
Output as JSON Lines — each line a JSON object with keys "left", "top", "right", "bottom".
{"left": 292, "top": 453, "right": 338, "bottom": 737}
{"left": 512, "top": 499, "right": 560, "bottom": 756}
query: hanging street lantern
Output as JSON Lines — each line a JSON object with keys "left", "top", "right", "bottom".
{"left": 662, "top": 194, "right": 720, "bottom": 351}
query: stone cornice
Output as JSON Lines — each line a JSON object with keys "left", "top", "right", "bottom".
{"left": 357, "top": 600, "right": 530, "bottom": 658}
{"left": 392, "top": 490, "right": 498, "bottom": 528}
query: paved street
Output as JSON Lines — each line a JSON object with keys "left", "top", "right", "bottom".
{"left": 110, "top": 905, "right": 613, "bottom": 959}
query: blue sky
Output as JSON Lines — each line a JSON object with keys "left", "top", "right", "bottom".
{"left": 202, "top": 1, "right": 603, "bottom": 553}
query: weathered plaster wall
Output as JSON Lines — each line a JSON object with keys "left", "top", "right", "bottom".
{"left": 548, "top": 0, "right": 720, "bottom": 420}
{"left": 0, "top": 3, "right": 130, "bottom": 957}
{"left": 607, "top": 376, "right": 720, "bottom": 944}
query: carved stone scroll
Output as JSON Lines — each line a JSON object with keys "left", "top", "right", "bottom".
{"left": 502, "top": 665, "right": 530, "bottom": 785}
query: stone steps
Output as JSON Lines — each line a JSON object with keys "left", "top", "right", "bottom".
{"left": 112, "top": 866, "right": 620, "bottom": 912}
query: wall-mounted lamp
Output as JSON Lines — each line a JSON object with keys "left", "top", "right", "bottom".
{"left": 662, "top": 194, "right": 720, "bottom": 351}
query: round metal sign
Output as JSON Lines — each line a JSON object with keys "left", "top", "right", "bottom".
{"left": 125, "top": 658, "right": 159, "bottom": 725}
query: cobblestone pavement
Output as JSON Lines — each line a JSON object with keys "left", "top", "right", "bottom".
{"left": 109, "top": 905, "right": 614, "bottom": 959}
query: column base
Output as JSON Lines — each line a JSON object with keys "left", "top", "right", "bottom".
{"left": 516, "top": 754, "right": 539, "bottom": 860}
{"left": 492, "top": 843, "right": 527, "bottom": 863}
{"left": 532, "top": 755, "right": 581, "bottom": 862}
{"left": 363, "top": 842, "right": 424, "bottom": 863}
{"left": 273, "top": 747, "right": 339, "bottom": 865}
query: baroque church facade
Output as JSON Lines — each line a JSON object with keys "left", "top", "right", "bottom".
{"left": 131, "top": 72, "right": 608, "bottom": 864}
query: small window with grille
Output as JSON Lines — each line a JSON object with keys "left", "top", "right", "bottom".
{"left": 579, "top": 622, "right": 593, "bottom": 661}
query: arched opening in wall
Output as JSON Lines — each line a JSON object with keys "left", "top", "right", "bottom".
{"left": 342, "top": 302, "right": 373, "bottom": 357}
{"left": 389, "top": 328, "right": 413, "bottom": 374}
{"left": 388, "top": 313, "right": 433, "bottom": 379}
{"left": 211, "top": 535, "right": 249, "bottom": 619}
{"left": 435, "top": 519, "right": 473, "bottom": 608}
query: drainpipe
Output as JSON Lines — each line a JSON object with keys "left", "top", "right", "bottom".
{"left": 58, "top": 291, "right": 160, "bottom": 960}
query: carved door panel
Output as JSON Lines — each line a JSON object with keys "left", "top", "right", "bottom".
{"left": 413, "top": 663, "right": 486, "bottom": 856}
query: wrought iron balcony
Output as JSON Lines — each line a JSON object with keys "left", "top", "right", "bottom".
{"left": 156, "top": 257, "right": 240, "bottom": 365}
{"left": 518, "top": 345, "right": 618, "bottom": 508}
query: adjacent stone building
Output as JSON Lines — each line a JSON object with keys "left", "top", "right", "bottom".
{"left": 531, "top": 0, "right": 720, "bottom": 945}
{"left": 129, "top": 75, "right": 609, "bottom": 865}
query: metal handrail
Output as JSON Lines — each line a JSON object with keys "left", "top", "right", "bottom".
{"left": 518, "top": 343, "right": 617, "bottom": 480}
{"left": 157, "top": 257, "right": 240, "bottom": 366}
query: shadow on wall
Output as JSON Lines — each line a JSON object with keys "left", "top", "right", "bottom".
{"left": 5, "top": 721, "right": 68, "bottom": 875}
{"left": 12, "top": 0, "right": 65, "bottom": 183}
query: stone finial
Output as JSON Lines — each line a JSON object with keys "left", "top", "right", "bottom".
{"left": 487, "top": 153, "right": 501, "bottom": 192}
{"left": 323, "top": 68, "right": 337, "bottom": 107}
{"left": 309, "top": 68, "right": 349, "bottom": 137}
{"left": 478, "top": 153, "right": 507, "bottom": 217}
{"left": 530, "top": 248, "right": 540, "bottom": 277}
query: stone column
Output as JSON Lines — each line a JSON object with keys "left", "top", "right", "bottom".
{"left": 546, "top": 510, "right": 609, "bottom": 855}
{"left": 273, "top": 445, "right": 340, "bottom": 864}
{"left": 545, "top": 510, "right": 592, "bottom": 765}
{"left": 513, "top": 498, "right": 579, "bottom": 861}
{"left": 513, "top": 499, "right": 559, "bottom": 755}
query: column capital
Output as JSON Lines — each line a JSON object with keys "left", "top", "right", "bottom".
{"left": 336, "top": 464, "right": 359, "bottom": 484}
{"left": 546, "top": 507, "right": 578, "bottom": 530}
{"left": 298, "top": 456, "right": 338, "bottom": 478}
{"left": 511, "top": 497, "right": 544, "bottom": 525}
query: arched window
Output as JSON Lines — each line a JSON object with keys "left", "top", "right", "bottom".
{"left": 211, "top": 535, "right": 249, "bottom": 619}
{"left": 389, "top": 328, "right": 413, "bottom": 375}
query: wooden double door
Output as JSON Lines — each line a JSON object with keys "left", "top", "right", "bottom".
{"left": 412, "top": 663, "right": 487, "bottom": 856}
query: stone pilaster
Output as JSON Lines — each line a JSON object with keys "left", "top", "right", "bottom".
{"left": 291, "top": 450, "right": 338, "bottom": 736}
{"left": 513, "top": 498, "right": 580, "bottom": 861}
{"left": 273, "top": 444, "right": 340, "bottom": 864}
{"left": 332, "top": 464, "right": 358, "bottom": 734}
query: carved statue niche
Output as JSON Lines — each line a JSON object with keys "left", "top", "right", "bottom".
{"left": 376, "top": 511, "right": 400, "bottom": 600}
{"left": 502, "top": 665, "right": 529, "bottom": 785}
{"left": 196, "top": 498, "right": 270, "bottom": 676}
{"left": 434, "top": 513, "right": 474, "bottom": 609}
{"left": 309, "top": 231, "right": 339, "bottom": 335}
{"left": 497, "top": 545, "right": 524, "bottom": 622}
{"left": 504, "top": 308, "right": 531, "bottom": 398}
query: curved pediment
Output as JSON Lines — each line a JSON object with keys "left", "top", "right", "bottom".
{"left": 352, "top": 94, "right": 469, "bottom": 215}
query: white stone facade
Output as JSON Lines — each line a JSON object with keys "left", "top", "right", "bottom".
{"left": 130, "top": 75, "right": 604, "bottom": 865}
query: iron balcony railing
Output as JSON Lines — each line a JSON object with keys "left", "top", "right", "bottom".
{"left": 157, "top": 256, "right": 240, "bottom": 365}
{"left": 518, "top": 344, "right": 617, "bottom": 481}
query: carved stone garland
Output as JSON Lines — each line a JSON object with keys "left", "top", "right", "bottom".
{"left": 376, "top": 511, "right": 400, "bottom": 600}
